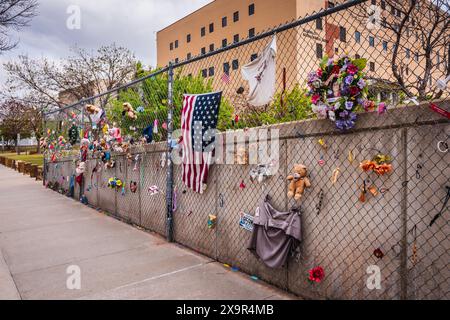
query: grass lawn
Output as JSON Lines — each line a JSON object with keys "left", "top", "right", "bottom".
{"left": 0, "top": 152, "right": 44, "bottom": 167}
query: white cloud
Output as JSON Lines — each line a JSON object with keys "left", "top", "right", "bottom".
{"left": 0, "top": 0, "right": 212, "bottom": 84}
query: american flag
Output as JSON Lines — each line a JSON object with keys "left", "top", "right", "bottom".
{"left": 221, "top": 72, "right": 230, "bottom": 84}
{"left": 181, "top": 92, "right": 222, "bottom": 193}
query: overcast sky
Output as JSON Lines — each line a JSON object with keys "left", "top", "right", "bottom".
{"left": 0, "top": 0, "right": 212, "bottom": 84}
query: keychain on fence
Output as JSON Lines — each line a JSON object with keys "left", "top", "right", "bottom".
{"left": 316, "top": 189, "right": 324, "bottom": 215}
{"left": 219, "top": 193, "right": 224, "bottom": 208}
{"left": 411, "top": 224, "right": 418, "bottom": 266}
{"left": 331, "top": 167, "right": 340, "bottom": 185}
{"left": 133, "top": 154, "right": 140, "bottom": 172}
{"left": 348, "top": 149, "right": 354, "bottom": 164}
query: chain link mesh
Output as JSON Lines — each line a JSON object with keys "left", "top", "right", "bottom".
{"left": 41, "top": 0, "right": 449, "bottom": 299}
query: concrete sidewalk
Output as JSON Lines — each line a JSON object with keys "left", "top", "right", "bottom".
{"left": 0, "top": 165, "right": 295, "bottom": 300}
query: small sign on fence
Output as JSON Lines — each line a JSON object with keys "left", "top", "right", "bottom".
{"left": 239, "top": 212, "right": 254, "bottom": 232}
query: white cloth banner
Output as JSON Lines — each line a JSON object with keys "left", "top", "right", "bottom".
{"left": 241, "top": 36, "right": 277, "bottom": 107}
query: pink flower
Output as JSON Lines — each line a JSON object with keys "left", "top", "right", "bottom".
{"left": 347, "top": 64, "right": 358, "bottom": 75}
{"left": 311, "top": 94, "right": 320, "bottom": 104}
{"left": 317, "top": 68, "right": 323, "bottom": 77}
{"left": 378, "top": 102, "right": 387, "bottom": 115}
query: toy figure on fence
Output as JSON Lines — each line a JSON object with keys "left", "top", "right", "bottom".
{"left": 122, "top": 102, "right": 137, "bottom": 120}
{"left": 307, "top": 55, "right": 381, "bottom": 130}
{"left": 85, "top": 104, "right": 105, "bottom": 129}
{"left": 287, "top": 164, "right": 311, "bottom": 201}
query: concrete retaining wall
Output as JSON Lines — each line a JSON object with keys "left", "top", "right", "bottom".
{"left": 43, "top": 102, "right": 450, "bottom": 300}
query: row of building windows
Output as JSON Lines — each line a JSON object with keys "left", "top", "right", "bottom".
{"left": 169, "top": 3, "right": 255, "bottom": 51}
{"left": 199, "top": 53, "right": 259, "bottom": 78}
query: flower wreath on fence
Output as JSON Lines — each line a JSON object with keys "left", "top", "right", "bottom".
{"left": 307, "top": 55, "right": 375, "bottom": 130}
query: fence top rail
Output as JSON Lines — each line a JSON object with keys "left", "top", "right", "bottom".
{"left": 43, "top": 0, "right": 368, "bottom": 117}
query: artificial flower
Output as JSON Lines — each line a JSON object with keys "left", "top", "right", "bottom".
{"left": 347, "top": 64, "right": 358, "bottom": 75}
{"left": 309, "top": 266, "right": 325, "bottom": 283}
{"left": 311, "top": 94, "right": 320, "bottom": 104}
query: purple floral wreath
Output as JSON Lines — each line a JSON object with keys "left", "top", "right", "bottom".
{"left": 307, "top": 55, "right": 370, "bottom": 130}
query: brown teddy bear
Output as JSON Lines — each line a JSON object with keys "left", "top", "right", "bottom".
{"left": 85, "top": 104, "right": 101, "bottom": 114}
{"left": 287, "top": 164, "right": 311, "bottom": 201}
{"left": 122, "top": 102, "right": 137, "bottom": 120}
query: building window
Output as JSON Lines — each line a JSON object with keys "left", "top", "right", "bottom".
{"left": 187, "top": 53, "right": 191, "bottom": 60}
{"left": 208, "top": 67, "right": 215, "bottom": 77}
{"left": 234, "top": 34, "right": 239, "bottom": 43}
{"left": 355, "top": 54, "right": 361, "bottom": 59}
{"left": 316, "top": 43, "right": 323, "bottom": 59}
{"left": 209, "top": 44, "right": 214, "bottom": 52}
{"left": 222, "top": 38, "right": 227, "bottom": 48}
{"left": 201, "top": 27, "right": 206, "bottom": 37}
{"left": 233, "top": 11, "right": 239, "bottom": 22}
{"left": 249, "top": 28, "right": 255, "bottom": 38}
{"left": 209, "top": 23, "right": 214, "bottom": 33}
{"left": 249, "top": 3, "right": 255, "bottom": 16}
{"left": 169, "top": 42, "right": 173, "bottom": 50}
{"left": 232, "top": 59, "right": 239, "bottom": 70}
{"left": 396, "top": 9, "right": 401, "bottom": 18}
{"left": 390, "top": 5, "right": 395, "bottom": 15}
{"left": 369, "top": 36, "right": 375, "bottom": 47}
{"left": 369, "top": 62, "right": 375, "bottom": 71}
{"left": 382, "top": 17, "right": 387, "bottom": 27}
{"left": 251, "top": 53, "right": 258, "bottom": 61}
{"left": 223, "top": 62, "right": 230, "bottom": 74}
{"left": 381, "top": 0, "right": 386, "bottom": 10}
{"left": 316, "top": 18, "right": 323, "bottom": 30}
{"left": 339, "top": 27, "right": 346, "bottom": 42}
{"left": 174, "top": 58, "right": 179, "bottom": 63}
{"left": 201, "top": 47, "right": 206, "bottom": 55}
{"left": 437, "top": 52, "right": 440, "bottom": 65}
{"left": 355, "top": 31, "right": 361, "bottom": 43}
{"left": 202, "top": 69, "right": 207, "bottom": 78}
{"left": 371, "top": 0, "right": 376, "bottom": 5}
{"left": 335, "top": 47, "right": 339, "bottom": 54}
{"left": 222, "top": 16, "right": 227, "bottom": 27}
{"left": 187, "top": 34, "right": 191, "bottom": 43}
{"left": 415, "top": 52, "right": 419, "bottom": 62}
{"left": 406, "top": 66, "right": 409, "bottom": 75}
{"left": 406, "top": 48, "right": 410, "bottom": 58}
{"left": 382, "top": 41, "right": 388, "bottom": 51}
{"left": 174, "top": 40, "right": 178, "bottom": 48}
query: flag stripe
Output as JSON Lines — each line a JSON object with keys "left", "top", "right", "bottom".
{"left": 181, "top": 92, "right": 222, "bottom": 193}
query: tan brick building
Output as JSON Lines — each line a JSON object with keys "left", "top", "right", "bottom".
{"left": 156, "top": 0, "right": 448, "bottom": 103}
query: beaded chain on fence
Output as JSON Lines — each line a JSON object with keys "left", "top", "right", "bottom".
{"left": 42, "top": 0, "right": 449, "bottom": 299}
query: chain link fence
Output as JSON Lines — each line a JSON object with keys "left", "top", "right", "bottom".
{"left": 41, "top": 0, "right": 449, "bottom": 299}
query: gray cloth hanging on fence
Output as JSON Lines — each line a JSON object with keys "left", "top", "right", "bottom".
{"left": 248, "top": 198, "right": 301, "bottom": 268}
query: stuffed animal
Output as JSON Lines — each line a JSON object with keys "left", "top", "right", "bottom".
{"left": 122, "top": 102, "right": 137, "bottom": 120}
{"left": 108, "top": 126, "right": 122, "bottom": 144}
{"left": 76, "top": 162, "right": 86, "bottom": 176}
{"left": 85, "top": 104, "right": 101, "bottom": 114}
{"left": 287, "top": 164, "right": 311, "bottom": 201}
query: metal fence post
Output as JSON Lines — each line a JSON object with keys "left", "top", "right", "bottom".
{"left": 166, "top": 63, "right": 175, "bottom": 242}
{"left": 42, "top": 110, "right": 47, "bottom": 186}
{"left": 400, "top": 127, "right": 409, "bottom": 300}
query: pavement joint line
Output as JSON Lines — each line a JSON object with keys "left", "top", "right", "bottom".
{"left": 9, "top": 244, "right": 152, "bottom": 277}
{"left": 100, "top": 262, "right": 206, "bottom": 294}
{"left": 0, "top": 216, "right": 101, "bottom": 234}
{"left": 0, "top": 248, "right": 22, "bottom": 300}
